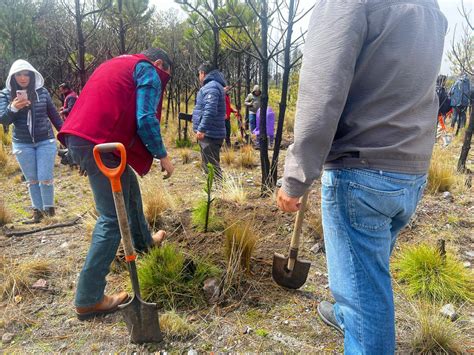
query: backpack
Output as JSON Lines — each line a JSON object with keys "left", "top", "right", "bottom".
{"left": 436, "top": 86, "right": 451, "bottom": 115}
{"left": 449, "top": 76, "right": 471, "bottom": 107}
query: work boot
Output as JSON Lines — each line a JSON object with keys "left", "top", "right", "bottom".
{"left": 23, "top": 209, "right": 44, "bottom": 224}
{"left": 44, "top": 207, "right": 55, "bottom": 217}
{"left": 76, "top": 292, "right": 129, "bottom": 321}
{"left": 317, "top": 301, "right": 344, "bottom": 335}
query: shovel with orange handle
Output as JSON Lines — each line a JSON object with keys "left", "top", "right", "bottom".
{"left": 93, "top": 142, "right": 162, "bottom": 344}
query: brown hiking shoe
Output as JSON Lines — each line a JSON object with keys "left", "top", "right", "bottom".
{"left": 76, "top": 292, "right": 129, "bottom": 321}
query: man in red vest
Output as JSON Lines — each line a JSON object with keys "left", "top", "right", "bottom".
{"left": 58, "top": 48, "right": 174, "bottom": 320}
{"left": 58, "top": 83, "right": 78, "bottom": 119}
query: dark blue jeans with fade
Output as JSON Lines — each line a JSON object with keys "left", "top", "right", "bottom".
{"left": 66, "top": 135, "right": 153, "bottom": 307}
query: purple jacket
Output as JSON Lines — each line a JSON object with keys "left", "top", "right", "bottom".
{"left": 253, "top": 107, "right": 275, "bottom": 137}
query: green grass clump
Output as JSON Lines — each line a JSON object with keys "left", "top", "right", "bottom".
{"left": 136, "top": 244, "right": 221, "bottom": 309}
{"left": 175, "top": 138, "right": 192, "bottom": 148}
{"left": 408, "top": 302, "right": 466, "bottom": 354}
{"left": 159, "top": 310, "right": 195, "bottom": 339}
{"left": 393, "top": 244, "right": 473, "bottom": 303}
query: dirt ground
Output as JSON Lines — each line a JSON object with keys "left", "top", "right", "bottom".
{"left": 1, "top": 137, "right": 473, "bottom": 353}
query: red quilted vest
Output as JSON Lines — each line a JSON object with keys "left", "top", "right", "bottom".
{"left": 58, "top": 54, "right": 170, "bottom": 176}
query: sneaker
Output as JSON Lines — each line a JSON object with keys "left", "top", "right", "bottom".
{"left": 317, "top": 301, "right": 344, "bottom": 335}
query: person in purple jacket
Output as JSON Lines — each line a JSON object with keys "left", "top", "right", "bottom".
{"left": 253, "top": 106, "right": 275, "bottom": 149}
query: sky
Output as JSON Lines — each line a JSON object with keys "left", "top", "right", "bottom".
{"left": 150, "top": 0, "right": 472, "bottom": 74}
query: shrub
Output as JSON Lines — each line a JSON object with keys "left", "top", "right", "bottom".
{"left": 0, "top": 199, "right": 11, "bottom": 226}
{"left": 136, "top": 244, "right": 221, "bottom": 309}
{"left": 237, "top": 145, "right": 255, "bottom": 168}
{"left": 224, "top": 221, "right": 257, "bottom": 272}
{"left": 407, "top": 301, "right": 466, "bottom": 354}
{"left": 393, "top": 244, "right": 473, "bottom": 303}
{"left": 427, "top": 146, "right": 457, "bottom": 193}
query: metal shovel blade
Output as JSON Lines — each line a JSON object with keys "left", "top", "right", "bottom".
{"left": 272, "top": 252, "right": 311, "bottom": 289}
{"left": 119, "top": 294, "right": 162, "bottom": 344}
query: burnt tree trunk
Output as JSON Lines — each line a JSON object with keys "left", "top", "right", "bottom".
{"left": 258, "top": 0, "right": 271, "bottom": 194}
{"left": 458, "top": 100, "right": 473, "bottom": 172}
{"left": 270, "top": 0, "right": 295, "bottom": 187}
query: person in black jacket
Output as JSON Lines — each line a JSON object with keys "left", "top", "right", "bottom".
{"left": 0, "top": 59, "right": 63, "bottom": 223}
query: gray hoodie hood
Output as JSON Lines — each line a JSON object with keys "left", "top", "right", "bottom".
{"left": 6, "top": 59, "right": 44, "bottom": 91}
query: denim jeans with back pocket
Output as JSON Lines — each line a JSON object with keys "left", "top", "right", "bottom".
{"left": 66, "top": 135, "right": 153, "bottom": 307}
{"left": 321, "top": 168, "right": 426, "bottom": 354}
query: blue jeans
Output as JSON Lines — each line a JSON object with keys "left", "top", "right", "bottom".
{"left": 249, "top": 113, "right": 257, "bottom": 132}
{"left": 321, "top": 169, "right": 426, "bottom": 354}
{"left": 12, "top": 139, "right": 57, "bottom": 210}
{"left": 66, "top": 135, "right": 153, "bottom": 307}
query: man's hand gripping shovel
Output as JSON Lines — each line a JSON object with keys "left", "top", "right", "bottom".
{"left": 93, "top": 143, "right": 162, "bottom": 344}
{"left": 272, "top": 191, "right": 311, "bottom": 289}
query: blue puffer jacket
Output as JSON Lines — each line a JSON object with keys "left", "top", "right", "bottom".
{"left": 192, "top": 70, "right": 226, "bottom": 139}
{"left": 0, "top": 87, "right": 63, "bottom": 144}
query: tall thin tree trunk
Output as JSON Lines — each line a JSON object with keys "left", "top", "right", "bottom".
{"left": 75, "top": 0, "right": 87, "bottom": 88}
{"left": 259, "top": 1, "right": 271, "bottom": 194}
{"left": 458, "top": 102, "right": 473, "bottom": 172}
{"left": 270, "top": 0, "right": 295, "bottom": 187}
{"left": 118, "top": 0, "right": 126, "bottom": 54}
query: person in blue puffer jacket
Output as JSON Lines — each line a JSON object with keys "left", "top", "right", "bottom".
{"left": 192, "top": 62, "right": 226, "bottom": 179}
{"left": 0, "top": 59, "right": 63, "bottom": 223}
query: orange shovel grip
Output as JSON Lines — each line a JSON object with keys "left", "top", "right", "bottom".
{"left": 93, "top": 143, "right": 127, "bottom": 192}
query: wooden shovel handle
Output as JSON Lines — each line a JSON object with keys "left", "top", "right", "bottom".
{"left": 93, "top": 143, "right": 136, "bottom": 263}
{"left": 287, "top": 190, "right": 310, "bottom": 270}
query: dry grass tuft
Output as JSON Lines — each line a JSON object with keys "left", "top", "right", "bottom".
{"left": 159, "top": 310, "right": 195, "bottom": 339}
{"left": 143, "top": 183, "right": 173, "bottom": 230}
{"left": 404, "top": 301, "right": 467, "bottom": 354}
{"left": 220, "top": 171, "right": 247, "bottom": 204}
{"left": 307, "top": 208, "right": 324, "bottom": 240}
{"left": 236, "top": 145, "right": 255, "bottom": 168}
{"left": 0, "top": 129, "right": 12, "bottom": 146}
{"left": 0, "top": 144, "right": 8, "bottom": 169}
{"left": 1, "top": 257, "right": 52, "bottom": 300}
{"left": 179, "top": 148, "right": 192, "bottom": 164}
{"left": 427, "top": 146, "right": 459, "bottom": 193}
{"left": 221, "top": 147, "right": 236, "bottom": 165}
{"left": 224, "top": 220, "right": 258, "bottom": 272}
{"left": 0, "top": 199, "right": 11, "bottom": 226}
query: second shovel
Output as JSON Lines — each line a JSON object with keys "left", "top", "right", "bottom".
{"left": 272, "top": 190, "right": 311, "bottom": 289}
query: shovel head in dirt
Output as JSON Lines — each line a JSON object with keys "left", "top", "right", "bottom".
{"left": 272, "top": 252, "right": 311, "bottom": 289}
{"left": 119, "top": 293, "right": 162, "bottom": 344}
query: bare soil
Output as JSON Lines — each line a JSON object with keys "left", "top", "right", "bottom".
{"left": 1, "top": 141, "right": 473, "bottom": 353}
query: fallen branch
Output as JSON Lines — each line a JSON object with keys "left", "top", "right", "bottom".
{"left": 4, "top": 216, "right": 82, "bottom": 238}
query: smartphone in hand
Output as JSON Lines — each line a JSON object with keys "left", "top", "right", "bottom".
{"left": 16, "top": 90, "right": 28, "bottom": 101}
